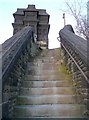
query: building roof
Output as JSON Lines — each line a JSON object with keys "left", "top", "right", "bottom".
{"left": 37, "top": 9, "right": 50, "bottom": 16}
{"left": 23, "top": 4, "right": 38, "bottom": 12}
{"left": 13, "top": 8, "right": 25, "bottom": 16}
{"left": 13, "top": 5, "right": 50, "bottom": 16}
{"left": 27, "top": 4, "right": 36, "bottom": 10}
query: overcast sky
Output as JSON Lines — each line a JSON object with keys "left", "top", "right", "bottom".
{"left": 0, "top": 0, "right": 87, "bottom": 49}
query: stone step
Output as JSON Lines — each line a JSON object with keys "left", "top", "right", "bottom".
{"left": 29, "top": 58, "right": 58, "bottom": 61}
{"left": 26, "top": 75, "right": 69, "bottom": 80}
{"left": 17, "top": 94, "right": 82, "bottom": 105}
{"left": 22, "top": 80, "right": 73, "bottom": 87}
{"left": 27, "top": 70, "right": 62, "bottom": 76}
{"left": 13, "top": 104, "right": 86, "bottom": 117}
{"left": 19, "top": 87, "right": 76, "bottom": 95}
{"left": 27, "top": 66, "right": 58, "bottom": 71}
{"left": 11, "top": 116, "right": 87, "bottom": 119}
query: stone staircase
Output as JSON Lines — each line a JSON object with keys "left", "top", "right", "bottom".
{"left": 12, "top": 49, "right": 87, "bottom": 119}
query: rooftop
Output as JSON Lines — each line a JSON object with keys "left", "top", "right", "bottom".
{"left": 13, "top": 5, "right": 49, "bottom": 16}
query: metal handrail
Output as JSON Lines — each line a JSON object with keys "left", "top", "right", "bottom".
{"left": 57, "top": 37, "right": 89, "bottom": 84}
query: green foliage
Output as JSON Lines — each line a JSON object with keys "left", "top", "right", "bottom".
{"left": 58, "top": 63, "right": 72, "bottom": 80}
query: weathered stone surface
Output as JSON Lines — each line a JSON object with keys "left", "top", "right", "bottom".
{"left": 2, "top": 26, "right": 42, "bottom": 118}
{"left": 12, "top": 5, "right": 50, "bottom": 48}
{"left": 17, "top": 94, "right": 82, "bottom": 105}
{"left": 22, "top": 80, "right": 72, "bottom": 87}
{"left": 14, "top": 104, "right": 86, "bottom": 117}
{"left": 59, "top": 25, "right": 89, "bottom": 115}
{"left": 12, "top": 49, "right": 87, "bottom": 118}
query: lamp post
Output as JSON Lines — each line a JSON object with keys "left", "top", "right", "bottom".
{"left": 63, "top": 13, "right": 66, "bottom": 26}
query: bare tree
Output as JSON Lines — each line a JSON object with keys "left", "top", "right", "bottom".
{"left": 65, "top": 0, "right": 88, "bottom": 40}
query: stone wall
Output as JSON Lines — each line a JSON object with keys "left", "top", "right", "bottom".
{"left": 59, "top": 25, "right": 89, "bottom": 112}
{"left": 2, "top": 26, "right": 42, "bottom": 118}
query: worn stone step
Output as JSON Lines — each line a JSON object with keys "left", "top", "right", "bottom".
{"left": 22, "top": 80, "right": 73, "bottom": 87}
{"left": 27, "top": 70, "right": 62, "bottom": 76}
{"left": 11, "top": 116, "right": 88, "bottom": 119}
{"left": 12, "top": 49, "right": 88, "bottom": 119}
{"left": 17, "top": 94, "right": 82, "bottom": 105}
{"left": 28, "top": 62, "right": 57, "bottom": 65}
{"left": 19, "top": 87, "right": 76, "bottom": 95}
{"left": 13, "top": 104, "right": 86, "bottom": 117}
{"left": 26, "top": 75, "right": 69, "bottom": 80}
{"left": 27, "top": 66, "right": 58, "bottom": 71}
{"left": 28, "top": 59, "right": 59, "bottom": 63}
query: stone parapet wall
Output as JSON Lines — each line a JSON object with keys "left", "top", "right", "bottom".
{"left": 2, "top": 26, "right": 42, "bottom": 118}
{"left": 59, "top": 25, "right": 89, "bottom": 113}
